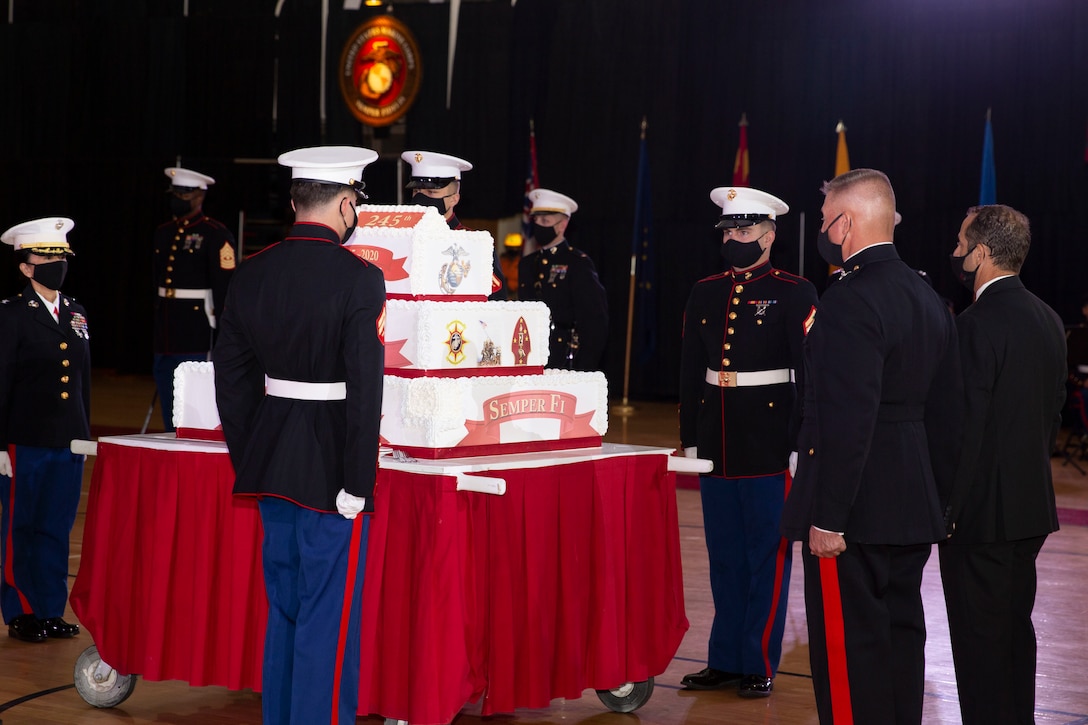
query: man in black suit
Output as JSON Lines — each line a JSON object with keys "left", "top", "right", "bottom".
{"left": 940, "top": 204, "right": 1065, "bottom": 724}
{"left": 214, "top": 146, "right": 386, "bottom": 725}
{"left": 780, "top": 169, "right": 961, "bottom": 724}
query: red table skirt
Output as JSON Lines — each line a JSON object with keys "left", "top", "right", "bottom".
{"left": 71, "top": 442, "right": 688, "bottom": 725}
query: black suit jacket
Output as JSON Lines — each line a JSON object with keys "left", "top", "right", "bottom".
{"left": 942, "top": 276, "right": 1064, "bottom": 542}
{"left": 0, "top": 285, "right": 91, "bottom": 449}
{"left": 214, "top": 223, "right": 386, "bottom": 513}
{"left": 781, "top": 244, "right": 962, "bottom": 544}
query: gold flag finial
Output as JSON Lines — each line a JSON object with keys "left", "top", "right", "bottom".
{"left": 738, "top": 112, "right": 748, "bottom": 127}
{"left": 835, "top": 120, "right": 846, "bottom": 134}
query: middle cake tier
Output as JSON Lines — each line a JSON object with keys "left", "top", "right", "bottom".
{"left": 384, "top": 299, "right": 551, "bottom": 374}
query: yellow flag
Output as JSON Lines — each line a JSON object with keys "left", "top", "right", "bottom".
{"left": 835, "top": 120, "right": 850, "bottom": 176}
{"left": 829, "top": 120, "right": 850, "bottom": 275}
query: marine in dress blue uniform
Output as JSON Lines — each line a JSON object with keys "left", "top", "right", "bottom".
{"left": 517, "top": 189, "right": 608, "bottom": 370}
{"left": 214, "top": 147, "right": 385, "bottom": 725}
{"left": 400, "top": 150, "right": 507, "bottom": 300}
{"left": 678, "top": 187, "right": 817, "bottom": 697}
{"left": 0, "top": 217, "right": 90, "bottom": 643}
{"left": 153, "top": 167, "right": 236, "bottom": 431}
{"left": 780, "top": 169, "right": 962, "bottom": 724}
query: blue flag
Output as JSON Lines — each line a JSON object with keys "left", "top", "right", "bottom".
{"left": 632, "top": 124, "right": 657, "bottom": 364}
{"left": 979, "top": 111, "right": 996, "bottom": 205}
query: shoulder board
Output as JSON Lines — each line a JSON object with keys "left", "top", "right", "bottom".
{"left": 770, "top": 268, "right": 807, "bottom": 283}
{"left": 245, "top": 241, "right": 281, "bottom": 261}
{"left": 203, "top": 217, "right": 231, "bottom": 231}
{"left": 696, "top": 271, "right": 732, "bottom": 284}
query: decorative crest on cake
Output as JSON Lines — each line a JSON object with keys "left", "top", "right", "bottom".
{"left": 445, "top": 320, "right": 469, "bottom": 364}
{"left": 438, "top": 245, "right": 471, "bottom": 294}
{"left": 511, "top": 316, "right": 532, "bottom": 366}
{"left": 477, "top": 320, "right": 502, "bottom": 366}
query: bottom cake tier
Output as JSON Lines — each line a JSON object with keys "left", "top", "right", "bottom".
{"left": 381, "top": 370, "right": 609, "bottom": 458}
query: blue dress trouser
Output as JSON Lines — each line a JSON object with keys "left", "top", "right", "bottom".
{"left": 258, "top": 497, "right": 369, "bottom": 725}
{"left": 0, "top": 445, "right": 84, "bottom": 622}
{"left": 699, "top": 473, "right": 792, "bottom": 677}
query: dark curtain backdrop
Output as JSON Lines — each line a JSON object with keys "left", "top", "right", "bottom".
{"left": 2, "top": 0, "right": 1086, "bottom": 404}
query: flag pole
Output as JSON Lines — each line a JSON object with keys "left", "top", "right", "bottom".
{"left": 613, "top": 117, "right": 646, "bottom": 417}
{"left": 798, "top": 211, "right": 805, "bottom": 277}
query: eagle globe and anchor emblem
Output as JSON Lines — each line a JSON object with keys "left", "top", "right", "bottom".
{"left": 438, "top": 245, "right": 472, "bottom": 294}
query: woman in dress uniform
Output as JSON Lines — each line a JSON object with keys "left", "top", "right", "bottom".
{"left": 0, "top": 217, "right": 90, "bottom": 643}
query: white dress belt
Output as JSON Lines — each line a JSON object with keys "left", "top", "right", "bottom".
{"left": 705, "top": 367, "right": 794, "bottom": 388}
{"left": 157, "top": 286, "right": 211, "bottom": 300}
{"left": 265, "top": 376, "right": 347, "bottom": 401}
{"left": 157, "top": 287, "right": 216, "bottom": 329}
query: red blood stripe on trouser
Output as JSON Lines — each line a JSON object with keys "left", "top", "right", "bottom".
{"left": 330, "top": 514, "right": 366, "bottom": 725}
{"left": 819, "top": 557, "right": 854, "bottom": 725}
{"left": 2, "top": 446, "right": 34, "bottom": 613}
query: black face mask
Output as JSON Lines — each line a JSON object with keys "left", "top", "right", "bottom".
{"left": 719, "top": 233, "right": 766, "bottom": 270}
{"left": 342, "top": 203, "right": 358, "bottom": 244}
{"left": 169, "top": 195, "right": 194, "bottom": 218}
{"left": 30, "top": 259, "right": 68, "bottom": 290}
{"left": 411, "top": 192, "right": 447, "bottom": 215}
{"left": 532, "top": 222, "right": 558, "bottom": 247}
{"left": 949, "top": 248, "right": 978, "bottom": 291}
{"left": 817, "top": 213, "right": 846, "bottom": 267}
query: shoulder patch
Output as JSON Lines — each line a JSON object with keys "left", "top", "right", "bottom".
{"left": 803, "top": 305, "right": 817, "bottom": 336}
{"left": 219, "top": 241, "right": 237, "bottom": 270}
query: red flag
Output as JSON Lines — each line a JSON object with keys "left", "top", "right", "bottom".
{"left": 732, "top": 113, "right": 749, "bottom": 186}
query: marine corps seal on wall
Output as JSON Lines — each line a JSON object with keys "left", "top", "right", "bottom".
{"left": 339, "top": 15, "right": 422, "bottom": 127}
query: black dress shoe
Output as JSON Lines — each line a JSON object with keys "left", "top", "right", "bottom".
{"left": 40, "top": 617, "right": 80, "bottom": 638}
{"left": 7, "top": 614, "right": 47, "bottom": 643}
{"left": 738, "top": 674, "right": 774, "bottom": 698}
{"left": 680, "top": 667, "right": 744, "bottom": 690}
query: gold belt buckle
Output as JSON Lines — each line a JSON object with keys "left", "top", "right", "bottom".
{"left": 717, "top": 371, "right": 736, "bottom": 388}
{"left": 165, "top": 288, "right": 176, "bottom": 299}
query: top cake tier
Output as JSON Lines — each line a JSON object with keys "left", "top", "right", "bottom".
{"left": 345, "top": 204, "right": 495, "bottom": 299}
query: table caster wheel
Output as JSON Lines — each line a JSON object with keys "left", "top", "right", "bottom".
{"left": 73, "top": 645, "right": 136, "bottom": 708}
{"left": 596, "top": 676, "right": 654, "bottom": 712}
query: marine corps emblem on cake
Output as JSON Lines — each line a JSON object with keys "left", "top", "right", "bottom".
{"left": 446, "top": 320, "right": 469, "bottom": 364}
{"left": 511, "top": 316, "right": 532, "bottom": 366}
{"left": 438, "top": 245, "right": 471, "bottom": 294}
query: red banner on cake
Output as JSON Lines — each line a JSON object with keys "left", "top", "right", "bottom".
{"left": 357, "top": 211, "right": 426, "bottom": 229}
{"left": 384, "top": 338, "right": 411, "bottom": 368}
{"left": 458, "top": 390, "right": 598, "bottom": 446}
{"left": 345, "top": 245, "right": 409, "bottom": 281}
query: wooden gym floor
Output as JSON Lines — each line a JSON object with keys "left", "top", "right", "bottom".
{"left": 2, "top": 369, "right": 1088, "bottom": 724}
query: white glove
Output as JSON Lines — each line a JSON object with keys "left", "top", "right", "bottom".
{"left": 335, "top": 488, "right": 366, "bottom": 520}
{"left": 789, "top": 451, "right": 798, "bottom": 478}
{"left": 0, "top": 451, "right": 10, "bottom": 477}
{"left": 683, "top": 447, "right": 698, "bottom": 459}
